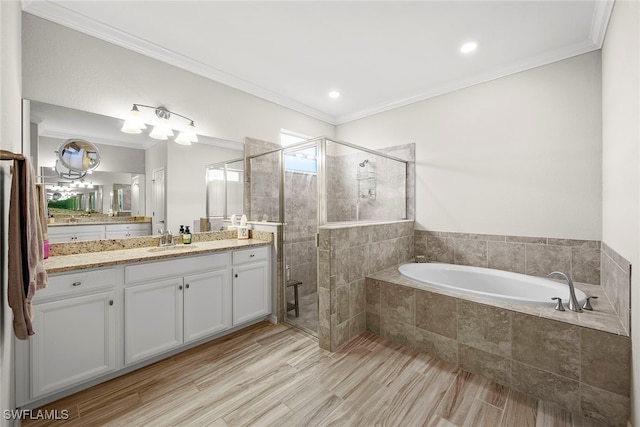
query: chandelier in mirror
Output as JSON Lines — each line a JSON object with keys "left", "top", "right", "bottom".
{"left": 120, "top": 104, "right": 198, "bottom": 145}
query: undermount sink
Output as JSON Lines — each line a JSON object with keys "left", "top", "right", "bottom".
{"left": 147, "top": 245, "right": 197, "bottom": 253}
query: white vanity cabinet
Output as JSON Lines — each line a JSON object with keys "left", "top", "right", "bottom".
{"left": 232, "top": 246, "right": 270, "bottom": 325}
{"left": 105, "top": 223, "right": 152, "bottom": 238}
{"left": 183, "top": 270, "right": 232, "bottom": 343}
{"left": 47, "top": 224, "right": 106, "bottom": 243}
{"left": 123, "top": 252, "right": 232, "bottom": 365}
{"left": 24, "top": 268, "right": 118, "bottom": 401}
{"left": 17, "top": 242, "right": 271, "bottom": 408}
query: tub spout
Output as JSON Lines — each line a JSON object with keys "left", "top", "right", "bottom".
{"left": 547, "top": 271, "right": 582, "bottom": 312}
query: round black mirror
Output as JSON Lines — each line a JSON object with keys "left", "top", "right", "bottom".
{"left": 57, "top": 139, "right": 100, "bottom": 172}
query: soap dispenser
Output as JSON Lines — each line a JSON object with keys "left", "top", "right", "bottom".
{"left": 183, "top": 226, "right": 192, "bottom": 244}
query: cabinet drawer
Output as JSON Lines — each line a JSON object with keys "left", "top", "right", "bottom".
{"left": 125, "top": 252, "right": 230, "bottom": 285}
{"left": 48, "top": 224, "right": 105, "bottom": 235}
{"left": 105, "top": 223, "right": 151, "bottom": 232}
{"left": 37, "top": 268, "right": 116, "bottom": 300}
{"left": 233, "top": 246, "right": 269, "bottom": 265}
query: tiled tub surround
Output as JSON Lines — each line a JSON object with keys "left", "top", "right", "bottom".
{"left": 318, "top": 220, "right": 415, "bottom": 351}
{"left": 415, "top": 230, "right": 632, "bottom": 334}
{"left": 366, "top": 268, "right": 630, "bottom": 426}
{"left": 414, "top": 230, "right": 601, "bottom": 285}
{"left": 601, "top": 242, "right": 632, "bottom": 334}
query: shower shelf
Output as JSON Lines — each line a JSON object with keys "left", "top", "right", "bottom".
{"left": 357, "top": 171, "right": 376, "bottom": 200}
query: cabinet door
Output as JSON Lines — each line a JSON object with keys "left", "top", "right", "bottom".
{"left": 183, "top": 270, "right": 232, "bottom": 343}
{"left": 232, "top": 261, "right": 270, "bottom": 325}
{"left": 124, "top": 278, "right": 183, "bottom": 365}
{"left": 31, "top": 291, "right": 117, "bottom": 399}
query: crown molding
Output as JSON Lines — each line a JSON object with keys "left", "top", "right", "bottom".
{"left": 589, "top": 0, "right": 615, "bottom": 47}
{"left": 334, "top": 39, "right": 601, "bottom": 125}
{"left": 24, "top": 0, "right": 613, "bottom": 128}
{"left": 22, "top": 1, "right": 338, "bottom": 125}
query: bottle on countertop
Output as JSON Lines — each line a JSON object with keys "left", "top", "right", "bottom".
{"left": 179, "top": 225, "right": 185, "bottom": 234}
{"left": 182, "top": 226, "right": 192, "bottom": 244}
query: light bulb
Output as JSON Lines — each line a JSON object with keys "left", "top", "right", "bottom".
{"left": 120, "top": 105, "right": 147, "bottom": 133}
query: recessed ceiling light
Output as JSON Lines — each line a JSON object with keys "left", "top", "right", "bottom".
{"left": 460, "top": 42, "right": 478, "bottom": 54}
{"left": 328, "top": 91, "right": 340, "bottom": 99}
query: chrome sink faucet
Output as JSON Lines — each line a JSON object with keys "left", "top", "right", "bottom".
{"left": 157, "top": 227, "right": 175, "bottom": 247}
{"left": 547, "top": 271, "right": 582, "bottom": 312}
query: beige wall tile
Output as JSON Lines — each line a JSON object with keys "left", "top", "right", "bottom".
{"left": 415, "top": 290, "right": 457, "bottom": 339}
{"left": 381, "top": 317, "right": 415, "bottom": 347}
{"left": 487, "top": 241, "right": 525, "bottom": 274}
{"left": 414, "top": 327, "right": 458, "bottom": 365}
{"left": 457, "top": 301, "right": 511, "bottom": 358}
{"left": 581, "top": 328, "right": 631, "bottom": 396}
{"left": 580, "top": 384, "right": 630, "bottom": 427}
{"left": 458, "top": 344, "right": 511, "bottom": 387}
{"left": 511, "top": 361, "right": 580, "bottom": 414}
{"left": 381, "top": 282, "right": 415, "bottom": 325}
{"left": 453, "top": 239, "right": 488, "bottom": 267}
{"left": 365, "top": 278, "right": 381, "bottom": 315}
{"left": 512, "top": 314, "right": 581, "bottom": 381}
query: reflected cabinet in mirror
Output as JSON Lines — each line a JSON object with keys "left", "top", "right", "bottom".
{"left": 28, "top": 100, "right": 244, "bottom": 237}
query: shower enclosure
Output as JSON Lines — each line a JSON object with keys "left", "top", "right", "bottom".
{"left": 248, "top": 137, "right": 408, "bottom": 336}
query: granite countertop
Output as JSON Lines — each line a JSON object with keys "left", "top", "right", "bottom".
{"left": 44, "top": 239, "right": 271, "bottom": 274}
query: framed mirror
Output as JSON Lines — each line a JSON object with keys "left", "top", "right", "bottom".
{"left": 27, "top": 100, "right": 245, "bottom": 238}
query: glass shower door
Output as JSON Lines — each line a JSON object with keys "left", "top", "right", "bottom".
{"left": 283, "top": 143, "right": 319, "bottom": 335}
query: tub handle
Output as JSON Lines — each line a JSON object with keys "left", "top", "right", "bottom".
{"left": 582, "top": 296, "right": 598, "bottom": 311}
{"left": 551, "top": 297, "right": 565, "bottom": 311}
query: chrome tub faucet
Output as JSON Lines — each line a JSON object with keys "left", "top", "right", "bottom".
{"left": 547, "top": 271, "right": 582, "bottom": 312}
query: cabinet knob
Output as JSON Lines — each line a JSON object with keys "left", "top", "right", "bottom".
{"left": 250, "top": 254, "right": 255, "bottom": 257}
{"left": 179, "top": 285, "right": 183, "bottom": 290}
{"left": 186, "top": 284, "right": 190, "bottom": 289}
{"left": 235, "top": 274, "right": 238, "bottom": 278}
{"left": 72, "top": 281, "right": 82, "bottom": 287}
{"left": 109, "top": 300, "right": 114, "bottom": 306}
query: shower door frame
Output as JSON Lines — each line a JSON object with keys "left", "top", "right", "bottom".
{"left": 280, "top": 139, "right": 323, "bottom": 335}
{"left": 247, "top": 137, "right": 410, "bottom": 334}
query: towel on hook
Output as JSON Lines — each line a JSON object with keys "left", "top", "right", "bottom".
{"left": 8, "top": 157, "right": 48, "bottom": 340}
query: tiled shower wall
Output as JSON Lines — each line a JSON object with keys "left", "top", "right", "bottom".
{"left": 318, "top": 221, "right": 414, "bottom": 350}
{"left": 245, "top": 137, "right": 281, "bottom": 222}
{"left": 327, "top": 153, "right": 407, "bottom": 222}
{"left": 602, "top": 242, "right": 632, "bottom": 333}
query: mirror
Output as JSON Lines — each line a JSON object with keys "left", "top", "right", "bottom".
{"left": 58, "top": 138, "right": 101, "bottom": 173}
{"left": 28, "top": 100, "right": 245, "bottom": 236}
{"left": 206, "top": 158, "right": 245, "bottom": 220}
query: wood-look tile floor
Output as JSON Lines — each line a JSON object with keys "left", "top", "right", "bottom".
{"left": 23, "top": 322, "right": 605, "bottom": 427}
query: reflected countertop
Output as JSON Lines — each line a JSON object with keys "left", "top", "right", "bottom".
{"left": 48, "top": 217, "right": 152, "bottom": 227}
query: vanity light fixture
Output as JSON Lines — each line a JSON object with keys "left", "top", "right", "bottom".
{"left": 121, "top": 104, "right": 198, "bottom": 145}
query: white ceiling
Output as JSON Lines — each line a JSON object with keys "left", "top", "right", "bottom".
{"left": 23, "top": 0, "right": 613, "bottom": 125}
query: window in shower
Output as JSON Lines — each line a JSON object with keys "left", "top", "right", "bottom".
{"left": 284, "top": 146, "right": 317, "bottom": 174}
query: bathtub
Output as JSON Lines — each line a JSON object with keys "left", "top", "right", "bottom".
{"left": 398, "top": 262, "right": 587, "bottom": 307}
